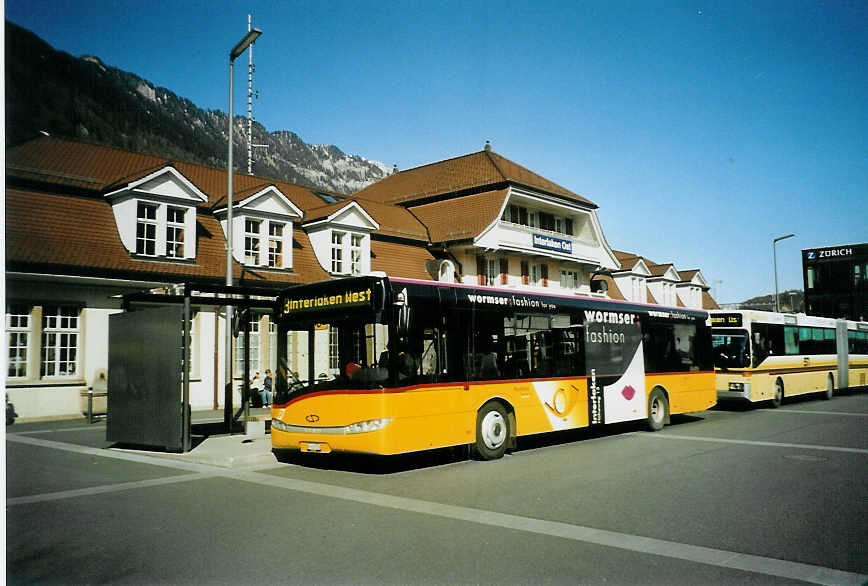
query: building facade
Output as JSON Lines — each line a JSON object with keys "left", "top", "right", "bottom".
{"left": 802, "top": 243, "right": 868, "bottom": 321}
{"left": 5, "top": 137, "right": 717, "bottom": 419}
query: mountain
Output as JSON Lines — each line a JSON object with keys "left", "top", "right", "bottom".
{"left": 738, "top": 290, "right": 804, "bottom": 313}
{"left": 4, "top": 21, "right": 390, "bottom": 195}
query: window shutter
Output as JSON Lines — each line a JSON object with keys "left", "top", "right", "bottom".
{"left": 477, "top": 256, "right": 486, "bottom": 286}
{"left": 541, "top": 264, "right": 549, "bottom": 287}
{"left": 500, "top": 258, "right": 509, "bottom": 285}
{"left": 521, "top": 261, "right": 529, "bottom": 285}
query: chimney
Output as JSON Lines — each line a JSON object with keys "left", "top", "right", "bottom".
{"left": 392, "top": 164, "right": 399, "bottom": 175}
{"left": 484, "top": 140, "right": 492, "bottom": 152}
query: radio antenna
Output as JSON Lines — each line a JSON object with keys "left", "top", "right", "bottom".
{"left": 247, "top": 14, "right": 268, "bottom": 175}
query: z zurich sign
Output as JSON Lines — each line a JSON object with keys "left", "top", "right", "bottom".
{"left": 805, "top": 247, "right": 853, "bottom": 260}
{"left": 533, "top": 233, "right": 573, "bottom": 254}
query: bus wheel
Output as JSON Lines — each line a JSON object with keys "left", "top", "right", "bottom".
{"left": 770, "top": 379, "right": 784, "bottom": 408}
{"left": 822, "top": 373, "right": 834, "bottom": 400}
{"left": 646, "top": 389, "right": 668, "bottom": 431}
{"left": 475, "top": 402, "right": 510, "bottom": 460}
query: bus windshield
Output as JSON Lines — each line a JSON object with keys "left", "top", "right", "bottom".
{"left": 712, "top": 329, "right": 750, "bottom": 369}
{"left": 278, "top": 318, "right": 392, "bottom": 398}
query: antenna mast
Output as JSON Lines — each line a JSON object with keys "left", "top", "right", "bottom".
{"left": 247, "top": 14, "right": 268, "bottom": 174}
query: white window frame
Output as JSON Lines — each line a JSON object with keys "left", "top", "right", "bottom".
{"left": 268, "top": 222, "right": 285, "bottom": 268}
{"left": 7, "top": 304, "right": 31, "bottom": 378}
{"left": 350, "top": 234, "right": 363, "bottom": 275}
{"left": 531, "top": 263, "right": 543, "bottom": 287}
{"left": 485, "top": 258, "right": 500, "bottom": 286}
{"left": 560, "top": 270, "right": 580, "bottom": 290}
{"left": 136, "top": 202, "right": 158, "bottom": 256}
{"left": 245, "top": 219, "right": 262, "bottom": 265}
{"left": 41, "top": 305, "right": 80, "bottom": 379}
{"left": 328, "top": 326, "right": 340, "bottom": 374}
{"left": 234, "top": 315, "right": 260, "bottom": 377}
{"left": 166, "top": 206, "right": 186, "bottom": 258}
{"left": 331, "top": 231, "right": 345, "bottom": 273}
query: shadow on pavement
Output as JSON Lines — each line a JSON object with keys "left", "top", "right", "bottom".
{"left": 274, "top": 415, "right": 711, "bottom": 474}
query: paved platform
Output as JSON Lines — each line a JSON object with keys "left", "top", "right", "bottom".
{"left": 112, "top": 433, "right": 278, "bottom": 468}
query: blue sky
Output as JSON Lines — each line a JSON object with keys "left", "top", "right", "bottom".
{"left": 6, "top": 0, "right": 867, "bottom": 304}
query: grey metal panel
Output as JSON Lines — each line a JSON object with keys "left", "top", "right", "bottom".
{"left": 107, "top": 306, "right": 183, "bottom": 451}
{"left": 836, "top": 319, "right": 849, "bottom": 389}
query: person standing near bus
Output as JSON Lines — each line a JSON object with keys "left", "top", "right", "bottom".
{"left": 261, "top": 369, "right": 273, "bottom": 407}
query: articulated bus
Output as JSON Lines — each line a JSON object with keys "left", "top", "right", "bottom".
{"left": 711, "top": 310, "right": 868, "bottom": 407}
{"left": 271, "top": 276, "right": 716, "bottom": 460}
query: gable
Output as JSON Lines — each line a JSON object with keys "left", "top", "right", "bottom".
{"left": 105, "top": 166, "right": 208, "bottom": 203}
{"left": 237, "top": 186, "right": 303, "bottom": 218}
{"left": 304, "top": 201, "right": 379, "bottom": 232}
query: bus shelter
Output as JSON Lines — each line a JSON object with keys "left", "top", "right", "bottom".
{"left": 109, "top": 283, "right": 279, "bottom": 452}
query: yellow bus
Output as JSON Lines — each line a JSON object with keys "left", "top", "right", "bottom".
{"left": 271, "top": 276, "right": 716, "bottom": 460}
{"left": 711, "top": 310, "right": 868, "bottom": 407}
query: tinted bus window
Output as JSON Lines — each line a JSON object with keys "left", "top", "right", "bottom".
{"left": 644, "top": 320, "right": 704, "bottom": 373}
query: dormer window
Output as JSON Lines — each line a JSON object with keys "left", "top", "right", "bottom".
{"left": 215, "top": 185, "right": 303, "bottom": 271}
{"left": 107, "top": 166, "right": 207, "bottom": 261}
{"left": 303, "top": 201, "right": 379, "bottom": 277}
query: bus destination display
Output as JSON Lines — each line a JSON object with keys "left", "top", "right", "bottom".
{"left": 282, "top": 288, "right": 373, "bottom": 316}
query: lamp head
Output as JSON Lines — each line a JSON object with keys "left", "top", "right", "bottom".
{"left": 230, "top": 28, "right": 262, "bottom": 60}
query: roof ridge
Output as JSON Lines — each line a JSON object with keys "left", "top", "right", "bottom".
{"left": 392, "top": 149, "right": 489, "bottom": 175}
{"left": 483, "top": 149, "right": 509, "bottom": 182}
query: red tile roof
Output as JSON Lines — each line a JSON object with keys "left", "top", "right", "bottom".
{"left": 355, "top": 149, "right": 596, "bottom": 208}
{"left": 5, "top": 187, "right": 328, "bottom": 286}
{"left": 371, "top": 240, "right": 435, "bottom": 280}
{"left": 407, "top": 189, "right": 509, "bottom": 243}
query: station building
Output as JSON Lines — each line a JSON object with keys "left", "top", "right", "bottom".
{"left": 802, "top": 243, "right": 868, "bottom": 321}
{"left": 5, "top": 136, "right": 718, "bottom": 419}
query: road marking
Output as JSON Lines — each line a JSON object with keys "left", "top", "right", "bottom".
{"left": 13, "top": 426, "right": 107, "bottom": 435}
{"left": 639, "top": 433, "right": 868, "bottom": 454}
{"left": 5, "top": 434, "right": 220, "bottom": 473}
{"left": 7, "top": 434, "right": 867, "bottom": 585}
{"left": 770, "top": 409, "right": 868, "bottom": 417}
{"left": 233, "top": 471, "right": 867, "bottom": 586}
{"left": 6, "top": 473, "right": 212, "bottom": 506}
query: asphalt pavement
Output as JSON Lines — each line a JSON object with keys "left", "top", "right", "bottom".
{"left": 5, "top": 393, "right": 868, "bottom": 585}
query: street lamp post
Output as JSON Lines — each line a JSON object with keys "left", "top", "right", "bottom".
{"left": 773, "top": 233, "right": 795, "bottom": 313}
{"left": 225, "top": 27, "right": 262, "bottom": 431}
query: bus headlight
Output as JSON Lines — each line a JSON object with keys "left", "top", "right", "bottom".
{"left": 345, "top": 418, "right": 393, "bottom": 434}
{"left": 729, "top": 382, "right": 745, "bottom": 391}
{"left": 271, "top": 418, "right": 393, "bottom": 435}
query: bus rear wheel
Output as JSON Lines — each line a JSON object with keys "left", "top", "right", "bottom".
{"left": 822, "top": 373, "right": 834, "bottom": 400}
{"left": 770, "top": 379, "right": 783, "bottom": 408}
{"left": 646, "top": 389, "right": 668, "bottom": 431}
{"left": 474, "top": 401, "right": 510, "bottom": 460}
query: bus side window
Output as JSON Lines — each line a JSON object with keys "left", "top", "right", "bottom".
{"left": 420, "top": 329, "right": 438, "bottom": 378}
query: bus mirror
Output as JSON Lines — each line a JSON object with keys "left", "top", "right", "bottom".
{"left": 591, "top": 279, "right": 608, "bottom": 293}
{"left": 232, "top": 308, "right": 249, "bottom": 338}
{"left": 395, "top": 287, "right": 410, "bottom": 335}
